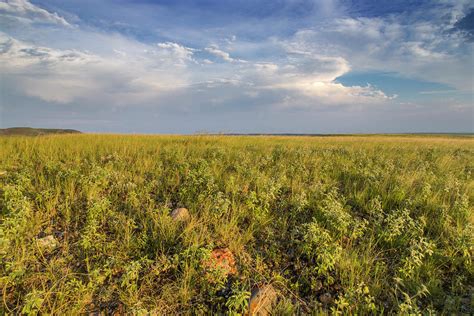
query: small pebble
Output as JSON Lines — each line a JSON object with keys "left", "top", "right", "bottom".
{"left": 319, "top": 292, "right": 333, "bottom": 305}
{"left": 248, "top": 284, "right": 277, "bottom": 316}
{"left": 170, "top": 207, "right": 190, "bottom": 222}
{"left": 36, "top": 235, "right": 59, "bottom": 252}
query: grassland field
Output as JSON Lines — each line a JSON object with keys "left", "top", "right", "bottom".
{"left": 0, "top": 134, "right": 472, "bottom": 315}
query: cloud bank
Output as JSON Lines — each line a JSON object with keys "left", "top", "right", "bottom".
{"left": 0, "top": 0, "right": 70, "bottom": 26}
{"left": 0, "top": 0, "right": 472, "bottom": 132}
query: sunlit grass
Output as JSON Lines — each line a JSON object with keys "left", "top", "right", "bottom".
{"left": 1, "top": 134, "right": 472, "bottom": 314}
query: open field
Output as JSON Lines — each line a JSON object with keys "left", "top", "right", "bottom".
{"left": 0, "top": 135, "right": 473, "bottom": 314}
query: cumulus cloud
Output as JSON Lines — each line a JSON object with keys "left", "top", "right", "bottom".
{"left": 249, "top": 53, "right": 393, "bottom": 107}
{"left": 0, "top": 0, "right": 471, "bottom": 132}
{"left": 156, "top": 42, "right": 196, "bottom": 65}
{"left": 4, "top": 0, "right": 467, "bottom": 113}
{"left": 0, "top": 0, "right": 70, "bottom": 26}
{"left": 0, "top": 29, "right": 393, "bottom": 110}
{"left": 169, "top": 49, "right": 393, "bottom": 110}
{"left": 285, "top": 11, "right": 474, "bottom": 90}
{"left": 0, "top": 33, "right": 189, "bottom": 104}
{"left": 204, "top": 45, "right": 246, "bottom": 63}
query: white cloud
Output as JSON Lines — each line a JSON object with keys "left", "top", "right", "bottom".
{"left": 250, "top": 53, "right": 393, "bottom": 107}
{"left": 0, "top": 28, "right": 393, "bottom": 110}
{"left": 254, "top": 62, "right": 279, "bottom": 74}
{"left": 204, "top": 45, "right": 246, "bottom": 63}
{"left": 285, "top": 13, "right": 473, "bottom": 91}
{"left": 177, "top": 49, "right": 393, "bottom": 110}
{"left": 401, "top": 42, "right": 447, "bottom": 59}
{"left": 113, "top": 49, "right": 127, "bottom": 57}
{"left": 156, "top": 42, "right": 196, "bottom": 65}
{"left": 0, "top": 33, "right": 189, "bottom": 104}
{"left": 223, "top": 35, "right": 237, "bottom": 45}
{"left": 0, "top": 0, "right": 471, "bottom": 133}
{"left": 0, "top": 0, "right": 70, "bottom": 26}
{"left": 1, "top": 1, "right": 426, "bottom": 112}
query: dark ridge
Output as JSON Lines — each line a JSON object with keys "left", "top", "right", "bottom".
{"left": 0, "top": 127, "right": 82, "bottom": 136}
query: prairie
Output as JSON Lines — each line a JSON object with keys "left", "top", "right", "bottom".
{"left": 0, "top": 135, "right": 472, "bottom": 314}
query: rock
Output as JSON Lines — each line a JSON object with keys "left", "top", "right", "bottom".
{"left": 36, "top": 235, "right": 58, "bottom": 252}
{"left": 319, "top": 292, "right": 333, "bottom": 305}
{"left": 112, "top": 303, "right": 125, "bottom": 316}
{"left": 313, "top": 279, "right": 323, "bottom": 291}
{"left": 170, "top": 207, "right": 190, "bottom": 222}
{"left": 203, "top": 248, "right": 237, "bottom": 279}
{"left": 248, "top": 284, "right": 277, "bottom": 316}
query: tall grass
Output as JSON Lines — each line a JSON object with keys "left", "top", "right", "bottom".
{"left": 0, "top": 135, "right": 472, "bottom": 314}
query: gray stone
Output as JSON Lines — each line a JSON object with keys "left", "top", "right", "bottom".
{"left": 170, "top": 207, "right": 190, "bottom": 222}
{"left": 319, "top": 292, "right": 333, "bottom": 305}
{"left": 36, "top": 235, "right": 58, "bottom": 252}
{"left": 248, "top": 284, "right": 277, "bottom": 316}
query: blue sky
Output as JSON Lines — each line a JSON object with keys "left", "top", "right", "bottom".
{"left": 0, "top": 0, "right": 472, "bottom": 133}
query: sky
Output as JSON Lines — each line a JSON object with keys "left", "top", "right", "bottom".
{"left": 0, "top": 0, "right": 473, "bottom": 133}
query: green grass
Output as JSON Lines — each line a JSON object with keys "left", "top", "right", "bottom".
{"left": 0, "top": 135, "right": 472, "bottom": 314}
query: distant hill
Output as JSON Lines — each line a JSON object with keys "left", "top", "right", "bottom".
{"left": 0, "top": 127, "right": 81, "bottom": 136}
